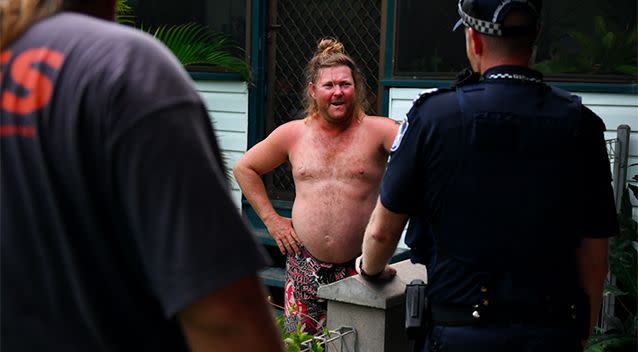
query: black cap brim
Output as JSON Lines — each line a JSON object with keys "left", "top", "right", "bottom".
{"left": 452, "top": 18, "right": 464, "bottom": 32}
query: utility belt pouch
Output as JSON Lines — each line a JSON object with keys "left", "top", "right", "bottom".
{"left": 405, "top": 279, "right": 428, "bottom": 339}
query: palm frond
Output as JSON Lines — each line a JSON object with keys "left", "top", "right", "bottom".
{"left": 115, "top": 0, "right": 250, "bottom": 81}
{"left": 116, "top": 0, "right": 133, "bottom": 14}
{"left": 115, "top": 0, "right": 136, "bottom": 25}
{"left": 148, "top": 23, "right": 250, "bottom": 81}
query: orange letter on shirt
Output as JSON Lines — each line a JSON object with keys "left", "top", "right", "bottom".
{"left": 0, "top": 50, "right": 12, "bottom": 82}
{"left": 1, "top": 48, "right": 64, "bottom": 115}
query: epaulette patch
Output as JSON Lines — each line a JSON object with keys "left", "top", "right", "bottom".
{"left": 390, "top": 117, "right": 409, "bottom": 152}
{"left": 411, "top": 87, "right": 450, "bottom": 108}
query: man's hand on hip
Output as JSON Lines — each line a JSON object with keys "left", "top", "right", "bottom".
{"left": 266, "top": 215, "right": 301, "bottom": 256}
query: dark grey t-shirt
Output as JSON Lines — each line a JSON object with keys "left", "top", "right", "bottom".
{"left": 1, "top": 12, "right": 269, "bottom": 351}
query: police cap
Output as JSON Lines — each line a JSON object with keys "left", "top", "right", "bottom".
{"left": 452, "top": 0, "right": 542, "bottom": 37}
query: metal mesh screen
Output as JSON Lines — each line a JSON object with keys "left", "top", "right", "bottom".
{"left": 267, "top": 0, "right": 382, "bottom": 199}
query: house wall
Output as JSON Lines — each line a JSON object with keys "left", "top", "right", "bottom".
{"left": 195, "top": 80, "right": 249, "bottom": 208}
{"left": 389, "top": 88, "right": 638, "bottom": 221}
{"left": 191, "top": 80, "right": 636, "bottom": 238}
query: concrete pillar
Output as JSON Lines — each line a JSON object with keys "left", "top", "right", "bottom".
{"left": 317, "top": 260, "right": 427, "bottom": 352}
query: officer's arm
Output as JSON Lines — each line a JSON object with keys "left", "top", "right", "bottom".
{"left": 360, "top": 199, "right": 409, "bottom": 278}
{"left": 575, "top": 237, "right": 609, "bottom": 341}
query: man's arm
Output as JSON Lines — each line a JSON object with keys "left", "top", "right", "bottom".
{"left": 359, "top": 199, "right": 409, "bottom": 279}
{"left": 576, "top": 237, "right": 609, "bottom": 341}
{"left": 179, "top": 275, "right": 284, "bottom": 352}
{"left": 233, "top": 123, "right": 301, "bottom": 255}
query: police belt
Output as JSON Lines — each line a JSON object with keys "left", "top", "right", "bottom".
{"left": 429, "top": 303, "right": 581, "bottom": 326}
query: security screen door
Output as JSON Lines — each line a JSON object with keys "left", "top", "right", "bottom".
{"left": 264, "top": 0, "right": 383, "bottom": 201}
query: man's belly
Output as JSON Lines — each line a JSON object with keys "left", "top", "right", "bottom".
{"left": 291, "top": 189, "right": 376, "bottom": 263}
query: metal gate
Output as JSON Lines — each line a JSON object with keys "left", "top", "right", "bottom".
{"left": 265, "top": 0, "right": 382, "bottom": 200}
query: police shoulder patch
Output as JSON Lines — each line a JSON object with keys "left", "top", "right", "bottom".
{"left": 411, "top": 87, "right": 451, "bottom": 108}
{"left": 390, "top": 117, "right": 409, "bottom": 152}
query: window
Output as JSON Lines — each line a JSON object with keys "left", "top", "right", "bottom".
{"left": 394, "top": 0, "right": 637, "bottom": 83}
{"left": 395, "top": 1, "right": 467, "bottom": 78}
{"left": 128, "top": 0, "right": 247, "bottom": 66}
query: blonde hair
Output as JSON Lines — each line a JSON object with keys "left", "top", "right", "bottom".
{"left": 0, "top": 0, "right": 65, "bottom": 49}
{"left": 303, "top": 38, "right": 369, "bottom": 119}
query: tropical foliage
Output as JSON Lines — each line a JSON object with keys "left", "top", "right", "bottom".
{"left": 275, "top": 316, "right": 325, "bottom": 352}
{"left": 585, "top": 168, "right": 638, "bottom": 352}
{"left": 115, "top": 0, "right": 249, "bottom": 81}
{"left": 269, "top": 298, "right": 327, "bottom": 352}
{"left": 115, "top": 0, "right": 135, "bottom": 25}
{"left": 534, "top": 16, "right": 637, "bottom": 78}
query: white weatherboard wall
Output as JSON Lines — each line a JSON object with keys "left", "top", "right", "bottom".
{"left": 196, "top": 81, "right": 249, "bottom": 208}
{"left": 584, "top": 93, "right": 638, "bottom": 218}
{"left": 389, "top": 88, "right": 638, "bottom": 227}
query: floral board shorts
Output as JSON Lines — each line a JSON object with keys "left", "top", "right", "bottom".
{"left": 283, "top": 246, "right": 357, "bottom": 335}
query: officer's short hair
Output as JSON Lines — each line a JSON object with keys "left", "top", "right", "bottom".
{"left": 452, "top": 0, "right": 542, "bottom": 37}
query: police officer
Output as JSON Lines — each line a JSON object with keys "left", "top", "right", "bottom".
{"left": 356, "top": 0, "right": 619, "bottom": 351}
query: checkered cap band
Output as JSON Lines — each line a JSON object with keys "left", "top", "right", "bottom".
{"left": 486, "top": 73, "right": 541, "bottom": 83}
{"left": 459, "top": 3, "right": 503, "bottom": 36}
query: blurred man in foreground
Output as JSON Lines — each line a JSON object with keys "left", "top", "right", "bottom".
{"left": 1, "top": 1, "right": 283, "bottom": 350}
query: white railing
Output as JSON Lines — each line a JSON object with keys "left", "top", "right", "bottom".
{"left": 300, "top": 326, "right": 356, "bottom": 352}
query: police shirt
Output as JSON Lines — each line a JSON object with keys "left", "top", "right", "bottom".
{"left": 380, "top": 66, "right": 619, "bottom": 306}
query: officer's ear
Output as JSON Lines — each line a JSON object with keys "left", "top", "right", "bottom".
{"left": 468, "top": 28, "right": 484, "bottom": 56}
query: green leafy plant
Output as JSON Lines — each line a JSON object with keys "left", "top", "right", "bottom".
{"left": 277, "top": 318, "right": 324, "bottom": 352}
{"left": 270, "top": 298, "right": 328, "bottom": 352}
{"left": 144, "top": 23, "right": 250, "bottom": 80}
{"left": 115, "top": 0, "right": 250, "bottom": 81}
{"left": 586, "top": 168, "right": 638, "bottom": 352}
{"left": 115, "top": 0, "right": 135, "bottom": 25}
{"left": 534, "top": 16, "right": 637, "bottom": 78}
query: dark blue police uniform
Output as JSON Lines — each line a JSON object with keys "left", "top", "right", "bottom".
{"left": 381, "top": 0, "right": 619, "bottom": 350}
{"left": 380, "top": 0, "right": 618, "bottom": 352}
{"left": 382, "top": 65, "right": 618, "bottom": 351}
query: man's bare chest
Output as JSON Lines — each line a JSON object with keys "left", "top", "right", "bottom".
{"left": 289, "top": 137, "right": 385, "bottom": 182}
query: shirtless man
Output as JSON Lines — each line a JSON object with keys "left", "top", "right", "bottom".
{"left": 233, "top": 38, "right": 398, "bottom": 333}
